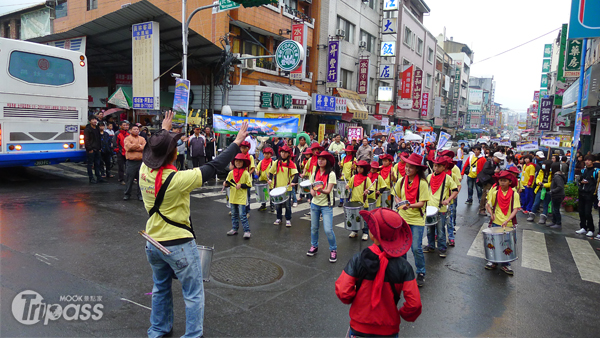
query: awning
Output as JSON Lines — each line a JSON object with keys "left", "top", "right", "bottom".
{"left": 361, "top": 115, "right": 384, "bottom": 125}
{"left": 259, "top": 80, "right": 304, "bottom": 92}
{"left": 336, "top": 88, "right": 368, "bottom": 120}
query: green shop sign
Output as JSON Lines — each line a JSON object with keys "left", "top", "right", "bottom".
{"left": 275, "top": 40, "right": 304, "bottom": 72}
{"left": 260, "top": 92, "right": 293, "bottom": 109}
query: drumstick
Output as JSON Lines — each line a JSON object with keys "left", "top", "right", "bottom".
{"left": 139, "top": 231, "right": 171, "bottom": 255}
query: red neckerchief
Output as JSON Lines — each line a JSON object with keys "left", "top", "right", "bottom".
{"left": 430, "top": 172, "right": 445, "bottom": 195}
{"left": 403, "top": 174, "right": 420, "bottom": 204}
{"left": 380, "top": 164, "right": 392, "bottom": 180}
{"left": 368, "top": 172, "right": 379, "bottom": 185}
{"left": 344, "top": 154, "right": 354, "bottom": 164}
{"left": 308, "top": 156, "right": 318, "bottom": 173}
{"left": 354, "top": 173, "right": 368, "bottom": 187}
{"left": 233, "top": 167, "right": 245, "bottom": 183}
{"left": 368, "top": 244, "right": 390, "bottom": 309}
{"left": 260, "top": 158, "right": 272, "bottom": 172}
{"left": 152, "top": 164, "right": 177, "bottom": 197}
{"left": 397, "top": 162, "right": 406, "bottom": 177}
{"left": 315, "top": 169, "right": 328, "bottom": 196}
{"left": 277, "top": 158, "right": 296, "bottom": 173}
{"left": 497, "top": 187, "right": 514, "bottom": 215}
{"left": 445, "top": 169, "right": 453, "bottom": 177}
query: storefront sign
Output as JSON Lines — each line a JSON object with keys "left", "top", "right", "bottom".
{"left": 401, "top": 65, "right": 413, "bottom": 99}
{"left": 533, "top": 90, "right": 540, "bottom": 102}
{"left": 318, "top": 124, "right": 325, "bottom": 143}
{"left": 421, "top": 92, "right": 429, "bottom": 117}
{"left": 172, "top": 78, "right": 191, "bottom": 124}
{"left": 383, "top": 0, "right": 399, "bottom": 10}
{"left": 379, "top": 64, "right": 394, "bottom": 79}
{"left": 357, "top": 59, "right": 369, "bottom": 97}
{"left": 543, "top": 44, "right": 553, "bottom": 58}
{"left": 115, "top": 74, "right": 132, "bottom": 85}
{"left": 564, "top": 39, "right": 583, "bottom": 77}
{"left": 582, "top": 114, "right": 591, "bottom": 135}
{"left": 538, "top": 97, "right": 553, "bottom": 131}
{"left": 540, "top": 74, "right": 548, "bottom": 88}
{"left": 382, "top": 18, "right": 397, "bottom": 34}
{"left": 347, "top": 127, "right": 363, "bottom": 141}
{"left": 542, "top": 59, "right": 551, "bottom": 73}
{"left": 376, "top": 102, "right": 393, "bottom": 115}
{"left": 132, "top": 21, "right": 160, "bottom": 110}
{"left": 378, "top": 87, "right": 393, "bottom": 102}
{"left": 275, "top": 40, "right": 304, "bottom": 72}
{"left": 517, "top": 141, "right": 539, "bottom": 151}
{"left": 290, "top": 23, "right": 307, "bottom": 80}
{"left": 381, "top": 117, "right": 389, "bottom": 126}
{"left": 312, "top": 94, "right": 335, "bottom": 112}
{"left": 336, "top": 98, "right": 347, "bottom": 113}
{"left": 540, "top": 137, "right": 560, "bottom": 147}
{"left": 454, "top": 62, "right": 461, "bottom": 99}
{"left": 327, "top": 41, "right": 340, "bottom": 88}
{"left": 568, "top": 0, "right": 600, "bottom": 39}
{"left": 213, "top": 114, "right": 298, "bottom": 137}
{"left": 380, "top": 41, "right": 396, "bottom": 57}
{"left": 260, "top": 92, "right": 293, "bottom": 109}
{"left": 412, "top": 69, "right": 423, "bottom": 109}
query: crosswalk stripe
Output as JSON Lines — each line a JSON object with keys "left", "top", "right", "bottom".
{"left": 467, "top": 223, "right": 488, "bottom": 259}
{"left": 521, "top": 230, "right": 551, "bottom": 272}
{"left": 565, "top": 237, "right": 600, "bottom": 284}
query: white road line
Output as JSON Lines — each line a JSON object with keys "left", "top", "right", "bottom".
{"left": 521, "top": 230, "right": 552, "bottom": 272}
{"left": 120, "top": 298, "right": 152, "bottom": 310}
{"left": 467, "top": 223, "right": 488, "bottom": 259}
{"left": 566, "top": 237, "right": 600, "bottom": 284}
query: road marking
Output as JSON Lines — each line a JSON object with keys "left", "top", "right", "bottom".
{"left": 467, "top": 223, "right": 488, "bottom": 259}
{"left": 34, "top": 253, "right": 58, "bottom": 265}
{"left": 521, "top": 230, "right": 552, "bottom": 272}
{"left": 120, "top": 298, "right": 151, "bottom": 310}
{"left": 566, "top": 237, "right": 600, "bottom": 284}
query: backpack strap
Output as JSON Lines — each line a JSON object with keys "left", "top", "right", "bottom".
{"left": 148, "top": 172, "right": 196, "bottom": 238}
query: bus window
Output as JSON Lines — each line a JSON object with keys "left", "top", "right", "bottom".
{"left": 8, "top": 51, "right": 74, "bottom": 86}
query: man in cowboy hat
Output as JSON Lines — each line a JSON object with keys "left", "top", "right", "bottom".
{"left": 140, "top": 111, "right": 248, "bottom": 338}
{"left": 335, "top": 208, "right": 422, "bottom": 337}
{"left": 477, "top": 152, "right": 505, "bottom": 215}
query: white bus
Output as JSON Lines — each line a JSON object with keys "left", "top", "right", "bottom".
{"left": 0, "top": 37, "right": 88, "bottom": 167}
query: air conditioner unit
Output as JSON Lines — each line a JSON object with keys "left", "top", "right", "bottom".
{"left": 359, "top": 40, "right": 367, "bottom": 48}
{"left": 335, "top": 29, "right": 345, "bottom": 38}
{"left": 244, "top": 58, "right": 256, "bottom": 71}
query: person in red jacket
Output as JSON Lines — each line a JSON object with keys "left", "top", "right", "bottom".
{"left": 335, "top": 208, "right": 422, "bottom": 337}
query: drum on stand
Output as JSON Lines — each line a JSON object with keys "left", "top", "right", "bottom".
{"left": 344, "top": 201, "right": 364, "bottom": 231}
{"left": 255, "top": 182, "right": 269, "bottom": 204}
{"left": 367, "top": 198, "right": 377, "bottom": 211}
{"left": 336, "top": 181, "right": 348, "bottom": 200}
{"left": 197, "top": 245, "right": 214, "bottom": 282}
{"left": 270, "top": 187, "right": 289, "bottom": 205}
{"left": 299, "top": 180, "right": 312, "bottom": 194}
{"left": 482, "top": 227, "right": 518, "bottom": 263}
{"left": 380, "top": 189, "right": 392, "bottom": 209}
{"left": 425, "top": 206, "right": 439, "bottom": 227}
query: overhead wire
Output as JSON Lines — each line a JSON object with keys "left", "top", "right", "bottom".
{"left": 473, "top": 27, "right": 561, "bottom": 64}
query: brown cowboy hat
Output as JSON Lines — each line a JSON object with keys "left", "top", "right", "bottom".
{"left": 403, "top": 153, "right": 427, "bottom": 168}
{"left": 317, "top": 151, "right": 335, "bottom": 167}
{"left": 231, "top": 153, "right": 251, "bottom": 168}
{"left": 142, "top": 129, "right": 184, "bottom": 169}
{"left": 359, "top": 208, "right": 412, "bottom": 257}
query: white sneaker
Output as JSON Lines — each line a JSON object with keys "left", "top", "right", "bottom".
{"left": 576, "top": 228, "right": 587, "bottom": 234}
{"left": 586, "top": 231, "right": 594, "bottom": 237}
{"left": 286, "top": 220, "right": 292, "bottom": 227}
{"left": 361, "top": 233, "right": 369, "bottom": 241}
{"left": 349, "top": 231, "right": 358, "bottom": 238}
{"left": 594, "top": 234, "right": 600, "bottom": 241}
{"left": 243, "top": 232, "right": 251, "bottom": 239}
{"left": 274, "top": 219, "right": 281, "bottom": 225}
{"left": 292, "top": 202, "right": 298, "bottom": 207}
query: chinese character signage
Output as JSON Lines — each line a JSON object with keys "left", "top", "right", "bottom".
{"left": 115, "top": 73, "right": 132, "bottom": 85}
{"left": 378, "top": 87, "right": 393, "bottom": 101}
{"left": 564, "top": 39, "right": 583, "bottom": 77}
{"left": 213, "top": 114, "right": 298, "bottom": 137}
{"left": 381, "top": 41, "right": 396, "bottom": 57}
{"left": 290, "top": 23, "right": 307, "bottom": 80}
{"left": 379, "top": 64, "right": 394, "bottom": 79}
{"left": 543, "top": 44, "right": 553, "bottom": 58}
{"left": 357, "top": 59, "right": 369, "bottom": 97}
{"left": 311, "top": 93, "right": 346, "bottom": 113}
{"left": 336, "top": 97, "right": 347, "bottom": 113}
{"left": 421, "top": 92, "right": 429, "bottom": 117}
{"left": 454, "top": 63, "right": 461, "bottom": 99}
{"left": 540, "top": 74, "right": 548, "bottom": 88}
{"left": 382, "top": 18, "right": 397, "bottom": 34}
{"left": 132, "top": 21, "right": 160, "bottom": 110}
{"left": 347, "top": 127, "right": 363, "bottom": 141}
{"left": 533, "top": 90, "right": 540, "bottom": 102}
{"left": 538, "top": 97, "right": 553, "bottom": 131}
{"left": 383, "top": 0, "right": 399, "bottom": 11}
{"left": 401, "top": 65, "right": 413, "bottom": 99}
{"left": 542, "top": 59, "right": 551, "bottom": 73}
{"left": 568, "top": 0, "right": 600, "bottom": 39}
{"left": 327, "top": 41, "right": 340, "bottom": 88}
{"left": 412, "top": 69, "right": 423, "bottom": 109}
{"left": 260, "top": 92, "right": 293, "bottom": 109}
{"left": 540, "top": 136, "right": 560, "bottom": 147}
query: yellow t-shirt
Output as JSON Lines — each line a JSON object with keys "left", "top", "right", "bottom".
{"left": 380, "top": 165, "right": 394, "bottom": 187}
{"left": 269, "top": 160, "right": 299, "bottom": 192}
{"left": 311, "top": 171, "right": 337, "bottom": 207}
{"left": 347, "top": 175, "right": 373, "bottom": 208}
{"left": 248, "top": 154, "right": 256, "bottom": 171}
{"left": 226, "top": 170, "right": 252, "bottom": 205}
{"left": 391, "top": 178, "right": 430, "bottom": 226}
{"left": 487, "top": 187, "right": 521, "bottom": 227}
{"left": 427, "top": 173, "right": 458, "bottom": 213}
{"left": 522, "top": 163, "right": 536, "bottom": 187}
{"left": 452, "top": 166, "right": 462, "bottom": 186}
{"left": 341, "top": 158, "right": 356, "bottom": 180}
{"left": 257, "top": 159, "right": 273, "bottom": 182}
{"left": 368, "top": 175, "right": 388, "bottom": 207}
{"left": 393, "top": 162, "right": 404, "bottom": 182}
{"left": 140, "top": 164, "right": 202, "bottom": 242}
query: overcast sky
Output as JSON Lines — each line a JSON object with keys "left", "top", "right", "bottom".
{"left": 424, "top": 0, "right": 571, "bottom": 112}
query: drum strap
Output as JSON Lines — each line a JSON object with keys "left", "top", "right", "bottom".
{"left": 435, "top": 176, "right": 446, "bottom": 208}
{"left": 400, "top": 177, "right": 424, "bottom": 217}
{"left": 148, "top": 172, "right": 196, "bottom": 239}
{"left": 489, "top": 189, "right": 517, "bottom": 226}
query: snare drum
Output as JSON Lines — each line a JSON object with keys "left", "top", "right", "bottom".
{"left": 336, "top": 181, "right": 348, "bottom": 199}
{"left": 380, "top": 189, "right": 392, "bottom": 209}
{"left": 299, "top": 180, "right": 312, "bottom": 194}
{"left": 270, "top": 187, "right": 289, "bottom": 205}
{"left": 425, "top": 206, "right": 439, "bottom": 226}
{"left": 225, "top": 187, "right": 231, "bottom": 209}
{"left": 255, "top": 182, "right": 269, "bottom": 204}
{"left": 344, "top": 202, "right": 364, "bottom": 231}
{"left": 367, "top": 198, "right": 377, "bottom": 211}
{"left": 482, "top": 227, "right": 518, "bottom": 263}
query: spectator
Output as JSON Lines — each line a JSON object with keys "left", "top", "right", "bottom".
{"left": 188, "top": 127, "right": 206, "bottom": 168}
{"left": 575, "top": 155, "right": 599, "bottom": 237}
{"left": 461, "top": 146, "right": 485, "bottom": 205}
{"left": 356, "top": 137, "right": 373, "bottom": 162}
{"left": 548, "top": 162, "right": 566, "bottom": 229}
{"left": 172, "top": 126, "right": 188, "bottom": 170}
{"left": 245, "top": 134, "right": 257, "bottom": 157}
{"left": 575, "top": 154, "right": 585, "bottom": 176}
{"left": 272, "top": 137, "right": 285, "bottom": 157}
{"left": 456, "top": 143, "right": 465, "bottom": 170}
{"left": 560, "top": 156, "right": 569, "bottom": 174}
{"left": 105, "top": 122, "right": 115, "bottom": 137}
{"left": 351, "top": 139, "right": 360, "bottom": 151}
{"left": 140, "top": 127, "right": 149, "bottom": 141}
{"left": 114, "top": 121, "right": 130, "bottom": 185}
{"left": 106, "top": 115, "right": 118, "bottom": 131}
{"left": 527, "top": 160, "right": 553, "bottom": 224}
{"left": 123, "top": 125, "right": 146, "bottom": 201}
{"left": 84, "top": 116, "right": 105, "bottom": 184}
{"left": 328, "top": 134, "right": 345, "bottom": 155}
{"left": 373, "top": 140, "right": 385, "bottom": 157}
{"left": 204, "top": 126, "right": 216, "bottom": 163}
{"left": 98, "top": 124, "right": 114, "bottom": 178}
{"left": 386, "top": 138, "right": 398, "bottom": 156}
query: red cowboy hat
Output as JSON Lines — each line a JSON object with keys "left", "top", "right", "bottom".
{"left": 508, "top": 166, "right": 521, "bottom": 174}
{"left": 262, "top": 147, "right": 274, "bottom": 154}
{"left": 432, "top": 156, "right": 452, "bottom": 166}
{"left": 279, "top": 145, "right": 292, "bottom": 154}
{"left": 317, "top": 151, "right": 335, "bottom": 167}
{"left": 403, "top": 153, "right": 427, "bottom": 168}
{"left": 370, "top": 161, "right": 381, "bottom": 170}
{"left": 231, "top": 153, "right": 250, "bottom": 168}
{"left": 439, "top": 150, "right": 455, "bottom": 158}
{"left": 344, "top": 145, "right": 356, "bottom": 152}
{"left": 240, "top": 141, "right": 251, "bottom": 148}
{"left": 379, "top": 154, "right": 394, "bottom": 162}
{"left": 359, "top": 208, "right": 412, "bottom": 257}
{"left": 399, "top": 152, "right": 409, "bottom": 162}
{"left": 495, "top": 170, "right": 517, "bottom": 188}
{"left": 309, "top": 143, "right": 324, "bottom": 152}
{"left": 302, "top": 148, "right": 313, "bottom": 155}
{"left": 356, "top": 160, "right": 371, "bottom": 168}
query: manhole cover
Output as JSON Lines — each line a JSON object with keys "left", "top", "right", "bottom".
{"left": 211, "top": 257, "right": 284, "bottom": 287}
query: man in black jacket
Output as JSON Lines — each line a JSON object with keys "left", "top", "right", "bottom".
{"left": 477, "top": 152, "right": 504, "bottom": 215}
{"left": 83, "top": 116, "right": 105, "bottom": 183}
{"left": 576, "top": 155, "right": 599, "bottom": 237}
{"left": 386, "top": 138, "right": 398, "bottom": 156}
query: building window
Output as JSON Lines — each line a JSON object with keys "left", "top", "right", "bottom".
{"left": 340, "top": 69, "right": 352, "bottom": 90}
{"left": 284, "top": 0, "right": 313, "bottom": 23}
{"left": 337, "top": 16, "right": 355, "bottom": 43}
{"left": 360, "top": 30, "right": 376, "bottom": 53}
{"left": 416, "top": 38, "right": 423, "bottom": 55}
{"left": 403, "top": 26, "right": 412, "bottom": 47}
{"left": 230, "top": 25, "right": 277, "bottom": 71}
{"left": 56, "top": 1, "right": 68, "bottom": 19}
{"left": 425, "top": 73, "right": 432, "bottom": 88}
{"left": 427, "top": 47, "right": 434, "bottom": 63}
{"left": 87, "top": 0, "right": 97, "bottom": 11}
{"left": 367, "top": 0, "right": 376, "bottom": 10}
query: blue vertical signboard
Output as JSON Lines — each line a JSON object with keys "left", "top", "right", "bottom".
{"left": 326, "top": 41, "right": 340, "bottom": 88}
{"left": 568, "top": 0, "right": 600, "bottom": 39}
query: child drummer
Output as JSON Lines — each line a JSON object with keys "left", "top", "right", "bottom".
{"left": 367, "top": 161, "right": 388, "bottom": 207}
{"left": 239, "top": 141, "right": 256, "bottom": 215}
{"left": 299, "top": 148, "right": 313, "bottom": 203}
{"left": 379, "top": 154, "right": 394, "bottom": 188}
{"left": 438, "top": 150, "right": 462, "bottom": 247}
{"left": 423, "top": 156, "right": 458, "bottom": 258}
{"left": 339, "top": 145, "right": 357, "bottom": 207}
{"left": 224, "top": 153, "right": 253, "bottom": 238}
{"left": 257, "top": 147, "right": 274, "bottom": 212}
{"left": 268, "top": 145, "right": 299, "bottom": 227}
{"left": 345, "top": 160, "right": 375, "bottom": 240}
{"left": 302, "top": 143, "right": 324, "bottom": 215}
{"left": 485, "top": 170, "right": 521, "bottom": 275}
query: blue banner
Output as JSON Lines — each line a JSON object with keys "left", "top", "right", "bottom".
{"left": 437, "top": 131, "right": 451, "bottom": 150}
{"left": 213, "top": 114, "right": 299, "bottom": 138}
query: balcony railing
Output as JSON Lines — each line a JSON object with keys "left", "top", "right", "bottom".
{"left": 256, "top": 58, "right": 277, "bottom": 71}
{"left": 284, "top": 5, "right": 314, "bottom": 24}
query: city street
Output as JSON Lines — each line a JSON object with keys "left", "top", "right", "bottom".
{"left": 1, "top": 164, "right": 600, "bottom": 338}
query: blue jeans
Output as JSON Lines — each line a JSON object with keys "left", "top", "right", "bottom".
{"left": 520, "top": 187, "right": 534, "bottom": 212}
{"left": 447, "top": 203, "right": 456, "bottom": 241}
{"left": 427, "top": 211, "right": 447, "bottom": 250}
{"left": 145, "top": 240, "right": 204, "bottom": 338}
{"left": 489, "top": 224, "right": 513, "bottom": 267}
{"left": 456, "top": 161, "right": 463, "bottom": 170}
{"left": 245, "top": 189, "right": 251, "bottom": 213}
{"left": 310, "top": 204, "right": 337, "bottom": 250}
{"left": 292, "top": 186, "right": 298, "bottom": 203}
{"left": 231, "top": 203, "right": 250, "bottom": 232}
{"left": 404, "top": 225, "right": 426, "bottom": 275}
{"left": 531, "top": 189, "right": 551, "bottom": 215}
{"left": 277, "top": 191, "right": 292, "bottom": 220}
{"left": 467, "top": 176, "right": 482, "bottom": 202}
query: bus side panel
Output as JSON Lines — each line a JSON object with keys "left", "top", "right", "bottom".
{"left": 0, "top": 150, "right": 86, "bottom": 168}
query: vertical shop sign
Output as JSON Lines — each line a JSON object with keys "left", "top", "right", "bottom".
{"left": 538, "top": 97, "right": 553, "bottom": 131}
{"left": 412, "top": 69, "right": 422, "bottom": 109}
{"left": 327, "top": 41, "right": 340, "bottom": 87}
{"left": 132, "top": 21, "right": 160, "bottom": 110}
{"left": 400, "top": 65, "right": 413, "bottom": 99}
{"left": 421, "top": 92, "right": 429, "bottom": 117}
{"left": 290, "top": 23, "right": 307, "bottom": 80}
{"left": 357, "top": 59, "right": 369, "bottom": 97}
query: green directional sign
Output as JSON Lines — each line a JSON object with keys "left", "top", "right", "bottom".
{"left": 219, "top": 0, "right": 240, "bottom": 12}
{"left": 542, "top": 59, "right": 551, "bottom": 73}
{"left": 543, "top": 44, "right": 552, "bottom": 58}
{"left": 275, "top": 40, "right": 304, "bottom": 72}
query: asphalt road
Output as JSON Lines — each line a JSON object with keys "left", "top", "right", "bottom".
{"left": 1, "top": 163, "right": 600, "bottom": 338}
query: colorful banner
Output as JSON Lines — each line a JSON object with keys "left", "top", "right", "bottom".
{"left": 412, "top": 69, "right": 423, "bottom": 109}
{"left": 290, "top": 23, "right": 307, "bottom": 80}
{"left": 347, "top": 127, "right": 363, "bottom": 141}
{"left": 213, "top": 114, "right": 298, "bottom": 137}
{"left": 421, "top": 92, "right": 429, "bottom": 117}
{"left": 437, "top": 131, "right": 451, "bottom": 150}
{"left": 538, "top": 97, "right": 553, "bottom": 131}
{"left": 401, "top": 65, "right": 413, "bottom": 99}
{"left": 540, "top": 136, "right": 560, "bottom": 147}
{"left": 357, "top": 59, "right": 369, "bottom": 96}
{"left": 517, "top": 141, "right": 539, "bottom": 151}
{"left": 172, "top": 78, "right": 191, "bottom": 124}
{"left": 318, "top": 124, "right": 325, "bottom": 143}
{"left": 468, "top": 89, "right": 483, "bottom": 111}
{"left": 326, "top": 41, "right": 340, "bottom": 87}
{"left": 582, "top": 115, "right": 591, "bottom": 135}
